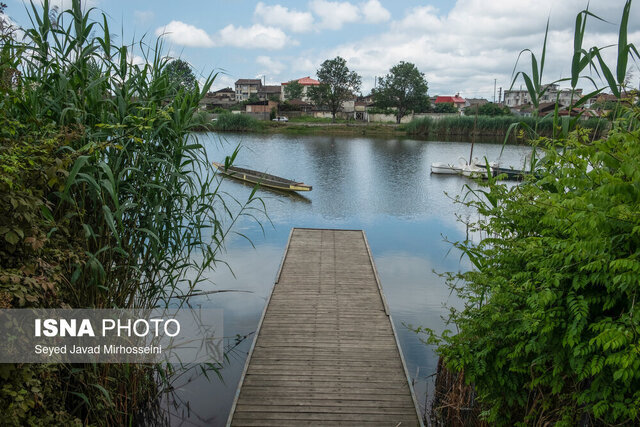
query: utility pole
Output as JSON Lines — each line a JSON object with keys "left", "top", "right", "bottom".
{"left": 493, "top": 78, "right": 497, "bottom": 103}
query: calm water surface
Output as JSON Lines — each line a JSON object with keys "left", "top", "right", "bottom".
{"left": 165, "top": 132, "right": 532, "bottom": 425}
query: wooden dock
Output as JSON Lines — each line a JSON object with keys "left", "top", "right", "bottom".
{"left": 227, "top": 228, "right": 422, "bottom": 426}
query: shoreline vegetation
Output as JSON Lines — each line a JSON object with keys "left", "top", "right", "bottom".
{"left": 198, "top": 112, "right": 610, "bottom": 142}
{"left": 0, "top": 1, "right": 258, "bottom": 425}
{"left": 423, "top": 1, "right": 640, "bottom": 425}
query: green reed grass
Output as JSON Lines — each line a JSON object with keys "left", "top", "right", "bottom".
{"left": 212, "top": 112, "right": 261, "bottom": 132}
{"left": 404, "top": 115, "right": 606, "bottom": 140}
{"left": 0, "top": 0, "right": 264, "bottom": 423}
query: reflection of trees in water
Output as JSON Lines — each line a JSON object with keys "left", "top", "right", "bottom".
{"left": 303, "top": 137, "right": 430, "bottom": 218}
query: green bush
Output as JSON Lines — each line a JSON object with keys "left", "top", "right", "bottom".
{"left": 0, "top": 1, "right": 260, "bottom": 424}
{"left": 431, "top": 108, "right": 640, "bottom": 424}
{"left": 212, "top": 113, "right": 261, "bottom": 131}
{"left": 405, "top": 115, "right": 606, "bottom": 140}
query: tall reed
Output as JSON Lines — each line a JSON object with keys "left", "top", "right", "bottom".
{"left": 1, "top": 0, "right": 262, "bottom": 423}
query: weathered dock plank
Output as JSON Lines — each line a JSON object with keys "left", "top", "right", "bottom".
{"left": 227, "top": 228, "right": 422, "bottom": 426}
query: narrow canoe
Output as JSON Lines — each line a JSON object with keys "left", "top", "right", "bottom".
{"left": 213, "top": 162, "right": 312, "bottom": 192}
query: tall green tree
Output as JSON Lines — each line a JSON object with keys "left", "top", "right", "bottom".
{"left": 162, "top": 59, "right": 197, "bottom": 93}
{"left": 283, "top": 79, "right": 304, "bottom": 100}
{"left": 309, "top": 56, "right": 361, "bottom": 121}
{"left": 372, "top": 62, "right": 429, "bottom": 124}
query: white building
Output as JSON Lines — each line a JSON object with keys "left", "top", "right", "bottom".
{"left": 504, "top": 84, "right": 583, "bottom": 108}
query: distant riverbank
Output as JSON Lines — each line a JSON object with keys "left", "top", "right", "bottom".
{"left": 197, "top": 113, "right": 609, "bottom": 142}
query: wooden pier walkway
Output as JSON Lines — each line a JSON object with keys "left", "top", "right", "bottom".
{"left": 227, "top": 228, "right": 422, "bottom": 426}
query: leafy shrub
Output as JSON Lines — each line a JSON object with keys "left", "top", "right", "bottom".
{"left": 405, "top": 115, "right": 606, "bottom": 140}
{"left": 0, "top": 0, "right": 260, "bottom": 424}
{"left": 212, "top": 113, "right": 260, "bottom": 131}
{"left": 432, "top": 109, "right": 640, "bottom": 424}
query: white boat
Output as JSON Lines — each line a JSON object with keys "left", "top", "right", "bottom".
{"left": 430, "top": 157, "right": 468, "bottom": 175}
{"left": 430, "top": 162, "right": 464, "bottom": 175}
{"left": 461, "top": 158, "right": 499, "bottom": 179}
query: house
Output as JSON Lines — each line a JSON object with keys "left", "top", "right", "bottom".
{"left": 281, "top": 76, "right": 320, "bottom": 103}
{"left": 466, "top": 98, "right": 489, "bottom": 108}
{"left": 258, "top": 85, "right": 281, "bottom": 101}
{"left": 286, "top": 99, "right": 313, "bottom": 113}
{"left": 435, "top": 94, "right": 468, "bottom": 110}
{"left": 504, "top": 84, "right": 583, "bottom": 108}
{"left": 245, "top": 100, "right": 278, "bottom": 113}
{"left": 235, "top": 79, "right": 262, "bottom": 101}
{"left": 199, "top": 87, "right": 235, "bottom": 109}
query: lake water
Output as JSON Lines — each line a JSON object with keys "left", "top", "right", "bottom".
{"left": 164, "top": 132, "right": 532, "bottom": 426}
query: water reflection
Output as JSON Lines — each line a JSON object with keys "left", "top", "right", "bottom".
{"left": 166, "top": 132, "right": 531, "bottom": 425}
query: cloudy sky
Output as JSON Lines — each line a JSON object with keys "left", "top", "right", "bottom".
{"left": 4, "top": 0, "right": 640, "bottom": 98}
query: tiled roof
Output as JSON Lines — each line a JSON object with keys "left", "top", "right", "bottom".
{"left": 435, "top": 95, "right": 466, "bottom": 104}
{"left": 283, "top": 76, "right": 320, "bottom": 86}
{"left": 235, "top": 79, "right": 262, "bottom": 85}
{"left": 260, "top": 85, "right": 282, "bottom": 93}
{"left": 288, "top": 99, "right": 312, "bottom": 106}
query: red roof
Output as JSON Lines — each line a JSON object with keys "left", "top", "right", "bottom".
{"left": 435, "top": 96, "right": 466, "bottom": 104}
{"left": 282, "top": 76, "right": 320, "bottom": 86}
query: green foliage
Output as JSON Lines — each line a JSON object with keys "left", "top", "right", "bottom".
{"left": 243, "top": 95, "right": 260, "bottom": 105}
{"left": 435, "top": 112, "right": 640, "bottom": 424}
{"left": 433, "top": 102, "right": 458, "bottom": 113}
{"left": 431, "top": 2, "right": 640, "bottom": 424}
{"left": 0, "top": 0, "right": 261, "bottom": 424}
{"left": 464, "top": 102, "right": 512, "bottom": 117}
{"left": 366, "top": 106, "right": 395, "bottom": 115}
{"left": 372, "top": 61, "right": 429, "bottom": 124}
{"left": 213, "top": 106, "right": 230, "bottom": 114}
{"left": 288, "top": 116, "right": 346, "bottom": 124}
{"left": 405, "top": 115, "right": 606, "bottom": 140}
{"left": 308, "top": 56, "right": 361, "bottom": 121}
{"left": 161, "top": 59, "right": 198, "bottom": 94}
{"left": 0, "top": 364, "right": 82, "bottom": 426}
{"left": 283, "top": 80, "right": 304, "bottom": 100}
{"left": 211, "top": 113, "right": 260, "bottom": 131}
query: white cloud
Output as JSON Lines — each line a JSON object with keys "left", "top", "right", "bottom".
{"left": 127, "top": 53, "right": 146, "bottom": 66}
{"left": 296, "top": 0, "right": 640, "bottom": 98}
{"left": 254, "top": 2, "right": 314, "bottom": 33}
{"left": 360, "top": 0, "right": 390, "bottom": 23}
{"left": 256, "top": 55, "right": 285, "bottom": 75}
{"left": 216, "top": 24, "right": 292, "bottom": 50}
{"left": 155, "top": 21, "right": 215, "bottom": 48}
{"left": 310, "top": 0, "right": 360, "bottom": 30}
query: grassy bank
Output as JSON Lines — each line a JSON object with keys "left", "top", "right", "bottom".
{"left": 404, "top": 115, "right": 608, "bottom": 141}
{"left": 200, "top": 115, "right": 406, "bottom": 137}
{"left": 263, "top": 121, "right": 405, "bottom": 137}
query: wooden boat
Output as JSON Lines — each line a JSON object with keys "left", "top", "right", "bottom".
{"left": 213, "top": 162, "right": 312, "bottom": 192}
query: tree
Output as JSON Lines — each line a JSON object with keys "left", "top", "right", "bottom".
{"left": 308, "top": 56, "right": 361, "bottom": 121}
{"left": 433, "top": 102, "right": 458, "bottom": 113}
{"left": 162, "top": 59, "right": 197, "bottom": 93}
{"left": 372, "top": 61, "right": 429, "bottom": 124}
{"left": 463, "top": 102, "right": 512, "bottom": 116}
{"left": 284, "top": 80, "right": 304, "bottom": 100}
